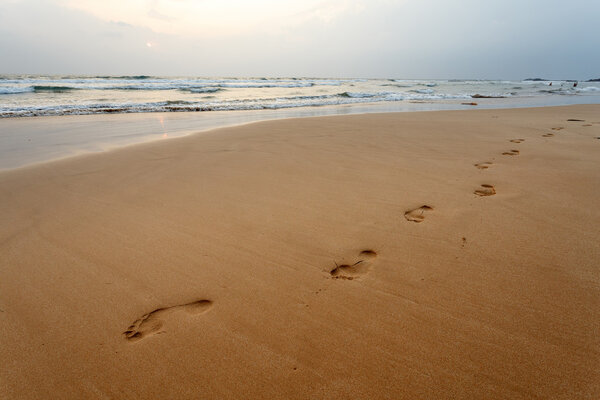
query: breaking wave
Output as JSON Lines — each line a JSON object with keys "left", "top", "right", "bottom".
{"left": 2, "top": 76, "right": 599, "bottom": 117}
{"left": 0, "top": 86, "right": 34, "bottom": 94}
{"left": 33, "top": 86, "right": 78, "bottom": 93}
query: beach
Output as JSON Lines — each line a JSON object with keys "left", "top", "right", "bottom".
{"left": 0, "top": 105, "right": 599, "bottom": 399}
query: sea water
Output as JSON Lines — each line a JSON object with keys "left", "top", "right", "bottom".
{"left": 1, "top": 75, "right": 598, "bottom": 118}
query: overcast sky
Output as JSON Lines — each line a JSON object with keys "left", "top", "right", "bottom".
{"left": 0, "top": 0, "right": 598, "bottom": 79}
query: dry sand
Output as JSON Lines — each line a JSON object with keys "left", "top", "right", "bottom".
{"left": 1, "top": 105, "right": 599, "bottom": 399}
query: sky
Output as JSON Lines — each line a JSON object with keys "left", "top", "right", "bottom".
{"left": 0, "top": 0, "right": 598, "bottom": 79}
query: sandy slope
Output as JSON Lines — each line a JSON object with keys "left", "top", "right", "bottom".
{"left": 1, "top": 105, "right": 599, "bottom": 399}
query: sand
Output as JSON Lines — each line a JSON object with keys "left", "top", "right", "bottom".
{"left": 0, "top": 105, "right": 599, "bottom": 399}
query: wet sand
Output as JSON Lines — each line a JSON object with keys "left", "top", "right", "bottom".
{"left": 1, "top": 105, "right": 599, "bottom": 399}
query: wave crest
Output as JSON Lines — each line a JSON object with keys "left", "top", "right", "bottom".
{"left": 33, "top": 85, "right": 77, "bottom": 93}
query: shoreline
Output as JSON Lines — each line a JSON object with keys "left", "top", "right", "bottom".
{"left": 1, "top": 97, "right": 599, "bottom": 171}
{"left": 1, "top": 105, "right": 599, "bottom": 399}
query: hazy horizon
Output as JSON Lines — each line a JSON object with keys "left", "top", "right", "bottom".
{"left": 1, "top": 73, "right": 599, "bottom": 81}
{"left": 1, "top": 0, "right": 599, "bottom": 80}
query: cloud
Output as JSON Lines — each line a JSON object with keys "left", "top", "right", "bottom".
{"left": 147, "top": 8, "right": 174, "bottom": 22}
{"left": 57, "top": 0, "right": 382, "bottom": 36}
{"left": 0, "top": 0, "right": 598, "bottom": 79}
{"left": 109, "top": 20, "right": 134, "bottom": 28}
{"left": 306, "top": 0, "right": 367, "bottom": 24}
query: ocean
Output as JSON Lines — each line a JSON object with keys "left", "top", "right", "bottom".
{"left": 1, "top": 75, "right": 599, "bottom": 118}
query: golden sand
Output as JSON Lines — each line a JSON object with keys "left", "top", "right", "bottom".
{"left": 1, "top": 105, "right": 599, "bottom": 399}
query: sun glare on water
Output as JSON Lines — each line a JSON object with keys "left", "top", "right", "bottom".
{"left": 158, "top": 116, "right": 168, "bottom": 138}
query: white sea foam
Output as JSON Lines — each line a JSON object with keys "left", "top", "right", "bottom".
{"left": 409, "top": 89, "right": 435, "bottom": 94}
{"left": 576, "top": 86, "right": 599, "bottom": 92}
{"left": 0, "top": 86, "right": 34, "bottom": 94}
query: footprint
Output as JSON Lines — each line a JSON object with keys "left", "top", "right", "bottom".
{"left": 551, "top": 127, "right": 564, "bottom": 131}
{"left": 123, "top": 299, "right": 213, "bottom": 342}
{"left": 582, "top": 124, "right": 592, "bottom": 127}
{"left": 542, "top": 133, "right": 554, "bottom": 138}
{"left": 474, "top": 184, "right": 496, "bottom": 197}
{"left": 567, "top": 119, "right": 584, "bottom": 122}
{"left": 474, "top": 162, "right": 493, "bottom": 170}
{"left": 404, "top": 205, "right": 434, "bottom": 223}
{"left": 502, "top": 149, "right": 520, "bottom": 156}
{"left": 509, "top": 139, "right": 525, "bottom": 143}
{"left": 330, "top": 250, "right": 377, "bottom": 280}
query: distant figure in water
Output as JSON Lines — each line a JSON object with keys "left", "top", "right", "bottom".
{"left": 573, "top": 82, "right": 578, "bottom": 87}
{"left": 549, "top": 82, "right": 552, "bottom": 86}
